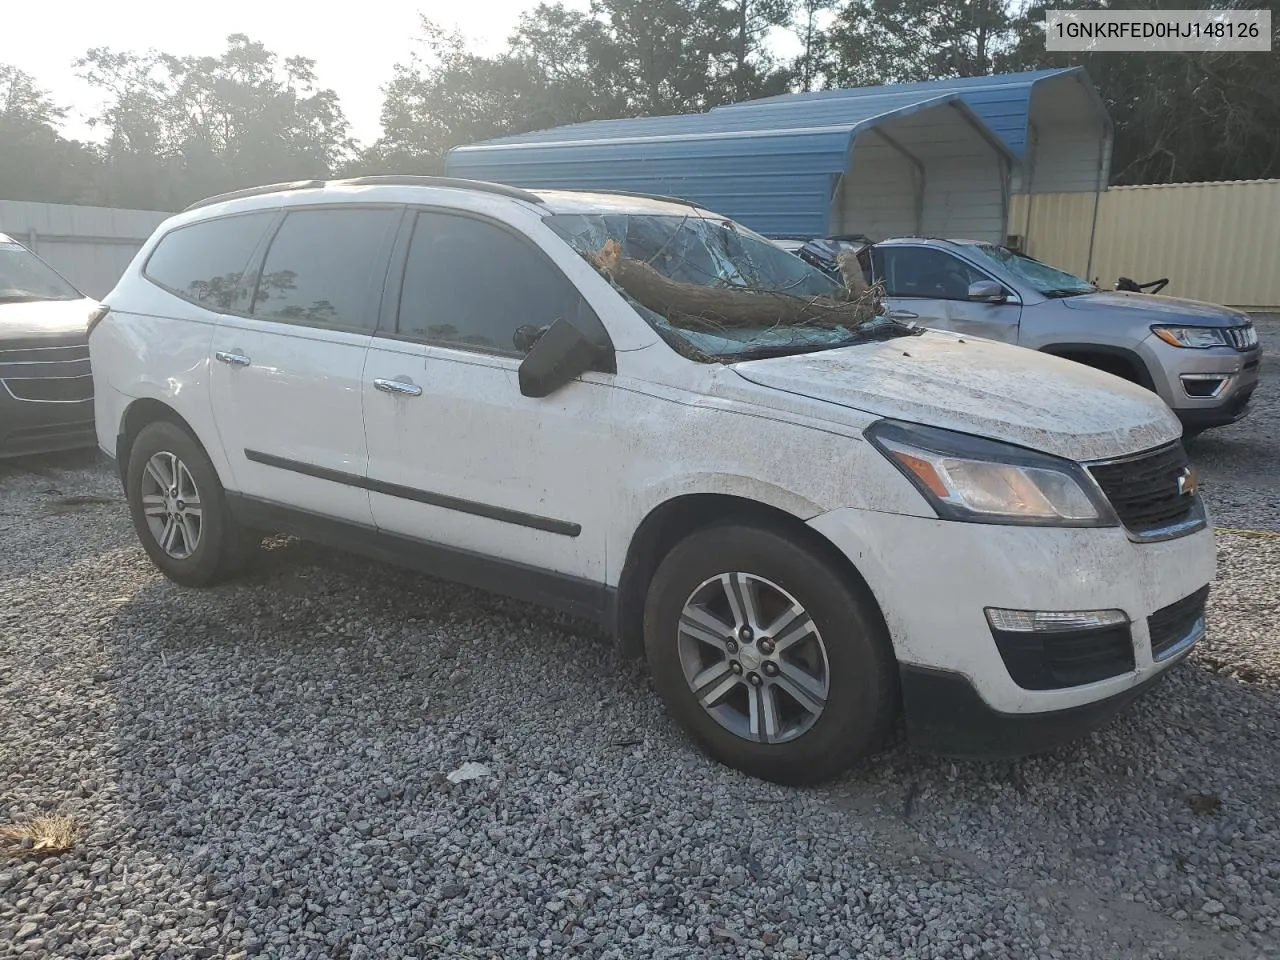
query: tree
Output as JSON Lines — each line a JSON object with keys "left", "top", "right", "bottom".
{"left": 77, "top": 34, "right": 352, "bottom": 209}
{"left": 367, "top": 0, "right": 798, "bottom": 172}
{"left": 0, "top": 65, "right": 99, "bottom": 204}
{"left": 793, "top": 0, "right": 838, "bottom": 91}
{"left": 368, "top": 14, "right": 607, "bottom": 175}
{"left": 824, "top": 0, "right": 1022, "bottom": 86}
{"left": 718, "top": 0, "right": 796, "bottom": 100}
{"left": 1003, "top": 0, "right": 1280, "bottom": 183}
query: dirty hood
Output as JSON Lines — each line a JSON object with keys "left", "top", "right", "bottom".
{"left": 1059, "top": 290, "right": 1249, "bottom": 326}
{"left": 731, "top": 331, "right": 1181, "bottom": 461}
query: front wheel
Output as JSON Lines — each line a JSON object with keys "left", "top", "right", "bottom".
{"left": 126, "top": 420, "right": 258, "bottom": 586}
{"left": 643, "top": 521, "right": 897, "bottom": 785}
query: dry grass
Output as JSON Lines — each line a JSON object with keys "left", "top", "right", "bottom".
{"left": 0, "top": 814, "right": 78, "bottom": 857}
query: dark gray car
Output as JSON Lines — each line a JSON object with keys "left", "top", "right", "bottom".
{"left": 860, "top": 239, "right": 1260, "bottom": 436}
{"left": 0, "top": 233, "right": 98, "bottom": 457}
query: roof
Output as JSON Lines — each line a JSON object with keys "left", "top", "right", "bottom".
{"left": 447, "top": 92, "right": 1015, "bottom": 237}
{"left": 454, "top": 89, "right": 1013, "bottom": 155}
{"left": 457, "top": 68, "right": 1092, "bottom": 165}
{"left": 713, "top": 68, "right": 1095, "bottom": 159}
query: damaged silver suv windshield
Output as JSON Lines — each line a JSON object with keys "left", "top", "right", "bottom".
{"left": 545, "top": 212, "right": 909, "bottom": 361}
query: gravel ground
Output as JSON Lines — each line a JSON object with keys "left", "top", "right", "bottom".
{"left": 1, "top": 320, "right": 1278, "bottom": 960}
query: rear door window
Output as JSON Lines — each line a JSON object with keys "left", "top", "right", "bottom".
{"left": 396, "top": 211, "right": 606, "bottom": 356}
{"left": 144, "top": 213, "right": 275, "bottom": 311}
{"left": 250, "top": 208, "right": 400, "bottom": 332}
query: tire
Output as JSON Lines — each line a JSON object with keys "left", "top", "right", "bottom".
{"left": 643, "top": 520, "right": 897, "bottom": 785}
{"left": 125, "top": 420, "right": 258, "bottom": 586}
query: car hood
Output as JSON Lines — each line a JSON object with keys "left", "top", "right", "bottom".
{"left": 0, "top": 297, "right": 97, "bottom": 347}
{"left": 1058, "top": 290, "right": 1249, "bottom": 326}
{"left": 730, "top": 331, "right": 1181, "bottom": 462}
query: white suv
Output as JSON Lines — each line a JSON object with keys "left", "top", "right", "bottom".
{"left": 90, "top": 177, "right": 1215, "bottom": 784}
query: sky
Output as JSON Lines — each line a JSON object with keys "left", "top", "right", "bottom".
{"left": 0, "top": 0, "right": 598, "bottom": 146}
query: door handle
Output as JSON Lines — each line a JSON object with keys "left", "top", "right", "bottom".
{"left": 887, "top": 310, "right": 919, "bottom": 321}
{"left": 374, "top": 378, "right": 423, "bottom": 397}
{"left": 215, "top": 351, "right": 251, "bottom": 367}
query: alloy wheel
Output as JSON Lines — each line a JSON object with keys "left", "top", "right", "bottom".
{"left": 140, "top": 451, "right": 203, "bottom": 560}
{"left": 677, "top": 572, "right": 830, "bottom": 744}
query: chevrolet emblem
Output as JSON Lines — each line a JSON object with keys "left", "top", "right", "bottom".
{"left": 1178, "top": 466, "right": 1199, "bottom": 497}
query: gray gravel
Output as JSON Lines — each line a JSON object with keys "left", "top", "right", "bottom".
{"left": 1, "top": 319, "right": 1278, "bottom": 959}
{"left": 1190, "top": 313, "right": 1280, "bottom": 532}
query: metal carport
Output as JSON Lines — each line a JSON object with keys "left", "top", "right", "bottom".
{"left": 718, "top": 69, "right": 1113, "bottom": 257}
{"left": 446, "top": 92, "right": 1018, "bottom": 242}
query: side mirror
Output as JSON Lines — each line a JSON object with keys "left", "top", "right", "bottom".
{"left": 968, "top": 280, "right": 1006, "bottom": 303}
{"left": 518, "top": 318, "right": 605, "bottom": 398}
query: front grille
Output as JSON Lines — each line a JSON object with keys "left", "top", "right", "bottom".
{"left": 1148, "top": 586, "right": 1209, "bottom": 659}
{"left": 0, "top": 341, "right": 93, "bottom": 404}
{"left": 1226, "top": 324, "right": 1259, "bottom": 351}
{"left": 1088, "top": 442, "right": 1196, "bottom": 536}
{"left": 991, "top": 624, "right": 1135, "bottom": 690}
{"left": 0, "top": 342, "right": 89, "bottom": 364}
{"left": 2, "top": 375, "right": 93, "bottom": 402}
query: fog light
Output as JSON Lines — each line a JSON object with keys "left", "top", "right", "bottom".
{"left": 1180, "top": 374, "right": 1230, "bottom": 399}
{"left": 985, "top": 608, "right": 1128, "bottom": 633}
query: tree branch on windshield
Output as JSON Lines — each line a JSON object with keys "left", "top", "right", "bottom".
{"left": 588, "top": 240, "right": 883, "bottom": 333}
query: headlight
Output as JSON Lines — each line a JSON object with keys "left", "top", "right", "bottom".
{"left": 1151, "top": 325, "right": 1229, "bottom": 349}
{"left": 865, "top": 420, "right": 1116, "bottom": 526}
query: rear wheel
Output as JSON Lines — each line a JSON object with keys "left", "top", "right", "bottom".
{"left": 644, "top": 521, "right": 897, "bottom": 784}
{"left": 126, "top": 421, "right": 258, "bottom": 585}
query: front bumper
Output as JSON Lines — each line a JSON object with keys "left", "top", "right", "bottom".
{"left": 0, "top": 389, "right": 95, "bottom": 458}
{"left": 1140, "top": 335, "right": 1260, "bottom": 429}
{"left": 899, "top": 662, "right": 1178, "bottom": 757}
{"left": 808, "top": 507, "right": 1215, "bottom": 753}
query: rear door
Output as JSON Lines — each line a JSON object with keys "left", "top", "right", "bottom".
{"left": 208, "top": 205, "right": 400, "bottom": 523}
{"left": 872, "top": 245, "right": 1021, "bottom": 343}
{"left": 362, "top": 207, "right": 614, "bottom": 586}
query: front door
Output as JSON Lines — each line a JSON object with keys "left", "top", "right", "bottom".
{"left": 362, "top": 208, "right": 614, "bottom": 586}
{"left": 873, "top": 246, "right": 1021, "bottom": 343}
{"left": 209, "top": 205, "right": 401, "bottom": 524}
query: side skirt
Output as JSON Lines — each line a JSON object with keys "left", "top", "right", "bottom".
{"left": 226, "top": 493, "right": 614, "bottom": 627}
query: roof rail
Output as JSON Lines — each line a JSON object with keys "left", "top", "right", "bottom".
{"left": 183, "top": 179, "right": 326, "bottom": 212}
{"left": 546, "top": 187, "right": 699, "bottom": 208}
{"left": 182, "top": 175, "right": 547, "bottom": 214}
{"left": 335, "top": 175, "right": 544, "bottom": 205}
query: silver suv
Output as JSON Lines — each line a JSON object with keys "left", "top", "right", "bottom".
{"left": 846, "top": 239, "right": 1260, "bottom": 437}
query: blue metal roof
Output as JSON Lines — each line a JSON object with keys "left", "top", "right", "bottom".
{"left": 712, "top": 68, "right": 1087, "bottom": 160}
{"left": 447, "top": 91, "right": 1014, "bottom": 237}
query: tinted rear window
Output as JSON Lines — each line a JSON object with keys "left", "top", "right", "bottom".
{"left": 250, "top": 208, "right": 399, "bottom": 331}
{"left": 144, "top": 213, "right": 275, "bottom": 311}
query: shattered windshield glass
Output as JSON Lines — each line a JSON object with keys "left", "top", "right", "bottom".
{"left": 544, "top": 212, "right": 907, "bottom": 361}
{"left": 968, "top": 244, "right": 1096, "bottom": 298}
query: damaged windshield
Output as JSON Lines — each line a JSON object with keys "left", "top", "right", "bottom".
{"left": 0, "top": 241, "right": 82, "bottom": 304}
{"left": 968, "top": 243, "right": 1096, "bottom": 298}
{"left": 544, "top": 212, "right": 907, "bottom": 361}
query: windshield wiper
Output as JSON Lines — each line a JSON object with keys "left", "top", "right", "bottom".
{"left": 1041, "top": 288, "right": 1094, "bottom": 299}
{"left": 0, "top": 294, "right": 53, "bottom": 304}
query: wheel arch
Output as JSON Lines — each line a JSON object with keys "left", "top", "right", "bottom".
{"left": 115, "top": 398, "right": 205, "bottom": 489}
{"left": 1038, "top": 343, "right": 1155, "bottom": 391}
{"left": 611, "top": 492, "right": 888, "bottom": 660}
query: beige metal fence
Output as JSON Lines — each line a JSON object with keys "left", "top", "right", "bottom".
{"left": 1010, "top": 179, "right": 1280, "bottom": 309}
